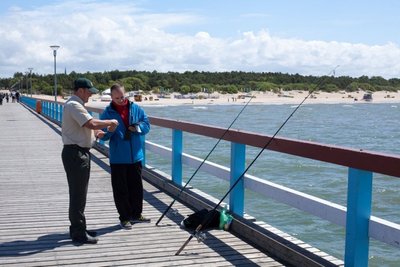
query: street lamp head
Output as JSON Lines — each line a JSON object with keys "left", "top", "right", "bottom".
{"left": 50, "top": 45, "right": 60, "bottom": 50}
{"left": 50, "top": 45, "right": 60, "bottom": 56}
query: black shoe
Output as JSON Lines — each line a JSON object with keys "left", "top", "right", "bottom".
{"left": 86, "top": 230, "right": 97, "bottom": 237}
{"left": 72, "top": 233, "right": 98, "bottom": 244}
{"left": 120, "top": 220, "right": 133, "bottom": 230}
{"left": 70, "top": 230, "right": 97, "bottom": 238}
{"left": 130, "top": 215, "right": 151, "bottom": 224}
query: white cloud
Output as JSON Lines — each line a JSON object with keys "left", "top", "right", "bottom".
{"left": 0, "top": 0, "right": 399, "bottom": 79}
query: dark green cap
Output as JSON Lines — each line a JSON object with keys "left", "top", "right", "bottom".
{"left": 74, "top": 78, "right": 99, "bottom": 94}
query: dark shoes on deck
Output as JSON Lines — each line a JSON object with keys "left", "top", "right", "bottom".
{"left": 130, "top": 215, "right": 151, "bottom": 224}
{"left": 120, "top": 215, "right": 151, "bottom": 230}
{"left": 71, "top": 230, "right": 98, "bottom": 244}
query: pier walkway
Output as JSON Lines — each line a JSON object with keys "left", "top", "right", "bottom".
{"left": 0, "top": 102, "right": 283, "bottom": 266}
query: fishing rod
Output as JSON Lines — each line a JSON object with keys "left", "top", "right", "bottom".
{"left": 155, "top": 95, "right": 254, "bottom": 226}
{"left": 175, "top": 65, "right": 340, "bottom": 255}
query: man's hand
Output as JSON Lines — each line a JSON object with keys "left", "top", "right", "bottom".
{"left": 107, "top": 119, "right": 119, "bottom": 132}
{"left": 94, "top": 130, "right": 106, "bottom": 139}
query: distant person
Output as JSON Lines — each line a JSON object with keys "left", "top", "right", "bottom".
{"left": 11, "top": 92, "right": 15, "bottom": 103}
{"left": 5, "top": 93, "right": 9, "bottom": 103}
{"left": 15, "top": 91, "right": 20, "bottom": 102}
{"left": 0, "top": 93, "right": 3, "bottom": 105}
{"left": 99, "top": 83, "right": 150, "bottom": 230}
{"left": 61, "top": 78, "right": 119, "bottom": 244}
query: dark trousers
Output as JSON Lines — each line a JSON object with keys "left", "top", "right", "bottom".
{"left": 61, "top": 145, "right": 91, "bottom": 238}
{"left": 110, "top": 162, "right": 143, "bottom": 222}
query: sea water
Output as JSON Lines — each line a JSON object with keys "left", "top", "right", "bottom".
{"left": 142, "top": 103, "right": 399, "bottom": 266}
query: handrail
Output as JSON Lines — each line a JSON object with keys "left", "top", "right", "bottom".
{"left": 148, "top": 116, "right": 400, "bottom": 178}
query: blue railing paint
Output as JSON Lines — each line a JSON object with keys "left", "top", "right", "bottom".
{"left": 56, "top": 103, "right": 59, "bottom": 121}
{"left": 21, "top": 96, "right": 37, "bottom": 110}
{"left": 230, "top": 142, "right": 246, "bottom": 216}
{"left": 344, "top": 168, "right": 373, "bottom": 267}
{"left": 172, "top": 129, "right": 183, "bottom": 186}
{"left": 50, "top": 102, "right": 53, "bottom": 119}
{"left": 60, "top": 105, "right": 64, "bottom": 122}
{"left": 42, "top": 101, "right": 46, "bottom": 115}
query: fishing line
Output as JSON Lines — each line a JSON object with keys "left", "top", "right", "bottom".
{"left": 175, "top": 65, "right": 340, "bottom": 255}
{"left": 155, "top": 95, "right": 254, "bottom": 226}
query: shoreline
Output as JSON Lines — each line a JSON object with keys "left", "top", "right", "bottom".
{"left": 91, "top": 90, "right": 400, "bottom": 108}
{"left": 27, "top": 90, "right": 400, "bottom": 108}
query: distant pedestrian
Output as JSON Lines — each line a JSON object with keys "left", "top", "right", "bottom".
{"left": 5, "top": 93, "right": 9, "bottom": 103}
{"left": 15, "top": 91, "right": 20, "bottom": 102}
{"left": 0, "top": 93, "right": 4, "bottom": 105}
{"left": 61, "top": 78, "right": 119, "bottom": 244}
{"left": 99, "top": 83, "right": 151, "bottom": 230}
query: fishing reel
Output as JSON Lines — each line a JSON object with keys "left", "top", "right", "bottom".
{"left": 195, "top": 231, "right": 207, "bottom": 243}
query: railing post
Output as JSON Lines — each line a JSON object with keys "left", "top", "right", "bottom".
{"left": 56, "top": 103, "right": 60, "bottom": 121}
{"left": 56, "top": 103, "right": 59, "bottom": 120}
{"left": 172, "top": 129, "right": 183, "bottom": 186}
{"left": 54, "top": 103, "right": 57, "bottom": 121}
{"left": 50, "top": 102, "right": 54, "bottom": 119}
{"left": 345, "top": 168, "right": 373, "bottom": 267}
{"left": 229, "top": 142, "right": 245, "bottom": 216}
{"left": 60, "top": 103, "right": 63, "bottom": 122}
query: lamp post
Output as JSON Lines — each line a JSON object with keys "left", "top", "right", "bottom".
{"left": 25, "top": 72, "right": 29, "bottom": 94}
{"left": 28, "top": 67, "right": 33, "bottom": 97}
{"left": 50, "top": 45, "right": 60, "bottom": 102}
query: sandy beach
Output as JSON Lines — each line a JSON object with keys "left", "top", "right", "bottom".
{"left": 131, "top": 90, "right": 400, "bottom": 106}
{"left": 26, "top": 90, "right": 400, "bottom": 108}
{"left": 91, "top": 90, "right": 400, "bottom": 108}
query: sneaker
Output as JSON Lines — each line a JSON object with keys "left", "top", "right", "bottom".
{"left": 130, "top": 215, "right": 151, "bottom": 223}
{"left": 120, "top": 220, "right": 133, "bottom": 230}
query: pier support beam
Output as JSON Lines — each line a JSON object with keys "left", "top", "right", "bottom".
{"left": 230, "top": 142, "right": 245, "bottom": 216}
{"left": 345, "top": 168, "right": 373, "bottom": 267}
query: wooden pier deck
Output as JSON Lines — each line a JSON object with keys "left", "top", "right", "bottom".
{"left": 0, "top": 102, "right": 284, "bottom": 266}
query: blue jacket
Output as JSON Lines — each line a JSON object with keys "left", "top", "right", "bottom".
{"left": 100, "top": 101, "right": 150, "bottom": 164}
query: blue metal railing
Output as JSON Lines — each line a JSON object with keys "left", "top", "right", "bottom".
{"left": 20, "top": 96, "right": 400, "bottom": 267}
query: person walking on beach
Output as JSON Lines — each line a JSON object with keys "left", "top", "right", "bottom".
{"left": 99, "top": 83, "right": 151, "bottom": 230}
{"left": 62, "top": 78, "right": 119, "bottom": 244}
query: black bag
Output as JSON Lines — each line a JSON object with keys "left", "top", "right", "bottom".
{"left": 181, "top": 209, "right": 220, "bottom": 230}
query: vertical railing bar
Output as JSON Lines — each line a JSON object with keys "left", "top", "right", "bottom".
{"left": 172, "top": 129, "right": 183, "bottom": 186}
{"left": 229, "top": 142, "right": 246, "bottom": 216}
{"left": 344, "top": 168, "right": 373, "bottom": 267}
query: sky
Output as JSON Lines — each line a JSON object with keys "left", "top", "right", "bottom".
{"left": 0, "top": 0, "right": 399, "bottom": 79}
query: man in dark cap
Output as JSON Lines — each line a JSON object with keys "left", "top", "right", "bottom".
{"left": 62, "top": 78, "right": 119, "bottom": 244}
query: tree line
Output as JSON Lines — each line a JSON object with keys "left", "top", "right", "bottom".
{"left": 1, "top": 70, "right": 399, "bottom": 96}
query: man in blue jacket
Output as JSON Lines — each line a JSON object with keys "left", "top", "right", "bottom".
{"left": 99, "top": 83, "right": 150, "bottom": 229}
